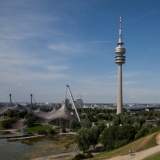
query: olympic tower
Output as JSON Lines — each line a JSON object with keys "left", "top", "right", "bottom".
{"left": 115, "top": 16, "right": 126, "bottom": 114}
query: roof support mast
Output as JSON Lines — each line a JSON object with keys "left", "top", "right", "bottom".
{"left": 9, "top": 94, "right": 12, "bottom": 107}
{"left": 66, "top": 85, "right": 81, "bottom": 122}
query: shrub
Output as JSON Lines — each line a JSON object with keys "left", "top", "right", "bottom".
{"left": 2, "top": 118, "right": 17, "bottom": 129}
{"left": 114, "top": 139, "right": 128, "bottom": 149}
{"left": 24, "top": 117, "right": 36, "bottom": 127}
{"left": 49, "top": 129, "right": 56, "bottom": 135}
{"left": 86, "top": 152, "right": 93, "bottom": 158}
{"left": 72, "top": 153, "right": 86, "bottom": 160}
{"left": 25, "top": 113, "right": 34, "bottom": 119}
{"left": 100, "top": 146, "right": 106, "bottom": 152}
{"left": 37, "top": 129, "right": 48, "bottom": 135}
{"left": 62, "top": 127, "right": 66, "bottom": 133}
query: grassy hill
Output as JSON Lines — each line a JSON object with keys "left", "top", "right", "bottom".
{"left": 92, "top": 132, "right": 158, "bottom": 160}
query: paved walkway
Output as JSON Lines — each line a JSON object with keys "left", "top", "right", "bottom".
{"left": 107, "top": 144, "right": 160, "bottom": 160}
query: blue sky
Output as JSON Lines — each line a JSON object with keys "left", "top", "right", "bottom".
{"left": 0, "top": 0, "right": 160, "bottom": 103}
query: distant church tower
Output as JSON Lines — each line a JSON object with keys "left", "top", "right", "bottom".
{"left": 115, "top": 16, "right": 126, "bottom": 114}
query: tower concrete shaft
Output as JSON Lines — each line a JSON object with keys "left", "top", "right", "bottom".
{"left": 117, "top": 64, "right": 122, "bottom": 114}
{"left": 115, "top": 15, "right": 126, "bottom": 114}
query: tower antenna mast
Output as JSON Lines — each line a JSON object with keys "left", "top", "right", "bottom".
{"left": 115, "top": 15, "right": 126, "bottom": 114}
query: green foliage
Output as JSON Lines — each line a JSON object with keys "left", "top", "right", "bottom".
{"left": 37, "top": 129, "right": 48, "bottom": 135}
{"left": 89, "top": 126, "right": 101, "bottom": 149}
{"left": 24, "top": 116, "right": 36, "bottom": 127}
{"left": 97, "top": 123, "right": 106, "bottom": 133}
{"left": 114, "top": 139, "right": 128, "bottom": 149}
{"left": 0, "top": 122, "right": 5, "bottom": 130}
{"left": 138, "top": 116, "right": 146, "bottom": 126}
{"left": 25, "top": 112, "right": 34, "bottom": 119}
{"left": 72, "top": 152, "right": 93, "bottom": 160}
{"left": 157, "top": 120, "right": 160, "bottom": 126}
{"left": 74, "top": 127, "right": 91, "bottom": 152}
{"left": 69, "top": 120, "right": 80, "bottom": 131}
{"left": 61, "top": 127, "right": 66, "bottom": 133}
{"left": 7, "top": 110, "right": 20, "bottom": 118}
{"left": 101, "top": 124, "right": 136, "bottom": 152}
{"left": 48, "top": 128, "right": 56, "bottom": 135}
{"left": 142, "top": 122, "right": 153, "bottom": 130}
{"left": 17, "top": 110, "right": 28, "bottom": 118}
{"left": 101, "top": 126, "right": 119, "bottom": 151}
{"left": 40, "top": 107, "right": 53, "bottom": 112}
{"left": 132, "top": 122, "right": 141, "bottom": 131}
{"left": 112, "top": 115, "right": 121, "bottom": 126}
{"left": 148, "top": 126, "right": 160, "bottom": 134}
{"left": 1, "top": 118, "right": 17, "bottom": 129}
{"left": 86, "top": 151, "right": 94, "bottom": 158}
{"left": 80, "top": 119, "right": 92, "bottom": 128}
{"left": 24, "top": 112, "right": 37, "bottom": 127}
{"left": 116, "top": 124, "right": 136, "bottom": 142}
{"left": 72, "top": 153, "right": 86, "bottom": 160}
{"left": 74, "top": 124, "right": 103, "bottom": 152}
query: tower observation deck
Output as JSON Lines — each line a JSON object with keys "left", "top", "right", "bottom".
{"left": 115, "top": 15, "right": 126, "bottom": 114}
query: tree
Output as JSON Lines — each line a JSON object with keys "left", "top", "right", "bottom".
{"left": 101, "top": 126, "right": 119, "bottom": 151}
{"left": 74, "top": 128, "right": 91, "bottom": 152}
{"left": 25, "top": 112, "right": 34, "bottom": 119}
{"left": 17, "top": 110, "right": 28, "bottom": 118}
{"left": 89, "top": 126, "right": 101, "bottom": 149}
{"left": 7, "top": 110, "right": 16, "bottom": 118}
{"left": 132, "top": 122, "right": 141, "bottom": 131}
{"left": 112, "top": 115, "right": 121, "bottom": 126}
{"left": 49, "top": 128, "right": 56, "bottom": 135}
{"left": 142, "top": 122, "right": 153, "bottom": 130}
{"left": 80, "top": 119, "right": 92, "bottom": 128}
{"left": 2, "top": 118, "right": 16, "bottom": 129}
{"left": 157, "top": 120, "right": 160, "bottom": 126}
{"left": 69, "top": 120, "right": 80, "bottom": 131}
{"left": 116, "top": 124, "right": 135, "bottom": 143}
{"left": 97, "top": 123, "right": 106, "bottom": 133}
{"left": 138, "top": 116, "right": 146, "bottom": 126}
{"left": 24, "top": 117, "right": 36, "bottom": 127}
{"left": 130, "top": 116, "right": 139, "bottom": 125}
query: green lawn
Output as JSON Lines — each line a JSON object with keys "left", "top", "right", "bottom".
{"left": 93, "top": 132, "right": 158, "bottom": 160}
{"left": 143, "top": 152, "right": 160, "bottom": 160}
{"left": 26, "top": 123, "right": 52, "bottom": 133}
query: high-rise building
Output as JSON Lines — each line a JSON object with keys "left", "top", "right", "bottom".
{"left": 115, "top": 16, "right": 126, "bottom": 114}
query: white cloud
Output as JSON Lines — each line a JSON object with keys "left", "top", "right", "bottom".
{"left": 123, "top": 71, "right": 155, "bottom": 78}
{"left": 123, "top": 81, "right": 139, "bottom": 85}
{"left": 133, "top": 11, "right": 157, "bottom": 21}
{"left": 79, "top": 79, "right": 98, "bottom": 85}
{"left": 48, "top": 42, "right": 88, "bottom": 54}
{"left": 91, "top": 40, "right": 110, "bottom": 44}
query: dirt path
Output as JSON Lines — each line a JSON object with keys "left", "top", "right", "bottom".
{"left": 107, "top": 144, "right": 160, "bottom": 160}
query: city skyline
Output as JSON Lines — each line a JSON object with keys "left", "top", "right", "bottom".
{"left": 0, "top": 0, "right": 160, "bottom": 103}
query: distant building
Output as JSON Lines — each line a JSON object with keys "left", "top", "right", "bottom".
{"left": 72, "top": 98, "right": 84, "bottom": 109}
